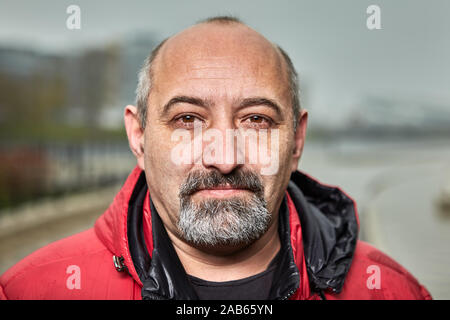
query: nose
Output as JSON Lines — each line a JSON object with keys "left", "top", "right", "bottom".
{"left": 203, "top": 160, "right": 243, "bottom": 175}
{"left": 201, "top": 126, "right": 244, "bottom": 175}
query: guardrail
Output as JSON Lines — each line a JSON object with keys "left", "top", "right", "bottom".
{"left": 0, "top": 141, "right": 136, "bottom": 210}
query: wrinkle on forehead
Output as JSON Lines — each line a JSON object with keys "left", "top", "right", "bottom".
{"left": 182, "top": 59, "right": 268, "bottom": 83}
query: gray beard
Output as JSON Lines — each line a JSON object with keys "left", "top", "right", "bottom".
{"left": 177, "top": 194, "right": 271, "bottom": 247}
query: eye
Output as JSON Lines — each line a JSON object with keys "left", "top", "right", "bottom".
{"left": 174, "top": 114, "right": 204, "bottom": 128}
{"left": 180, "top": 115, "right": 195, "bottom": 123}
{"left": 242, "top": 115, "right": 272, "bottom": 128}
{"left": 249, "top": 115, "right": 264, "bottom": 123}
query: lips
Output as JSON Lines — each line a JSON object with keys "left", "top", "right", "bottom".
{"left": 195, "top": 184, "right": 251, "bottom": 193}
{"left": 197, "top": 184, "right": 249, "bottom": 191}
{"left": 178, "top": 169, "right": 264, "bottom": 199}
{"left": 193, "top": 184, "right": 253, "bottom": 197}
{"left": 194, "top": 187, "right": 251, "bottom": 198}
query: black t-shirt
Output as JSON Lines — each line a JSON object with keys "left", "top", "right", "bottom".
{"left": 187, "top": 249, "right": 281, "bottom": 300}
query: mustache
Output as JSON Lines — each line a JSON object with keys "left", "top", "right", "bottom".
{"left": 179, "top": 169, "right": 264, "bottom": 198}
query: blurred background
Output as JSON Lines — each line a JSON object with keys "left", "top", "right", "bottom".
{"left": 0, "top": 0, "right": 449, "bottom": 299}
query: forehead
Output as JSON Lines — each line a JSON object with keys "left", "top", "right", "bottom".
{"left": 150, "top": 23, "right": 290, "bottom": 104}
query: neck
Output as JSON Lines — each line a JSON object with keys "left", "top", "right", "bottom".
{"left": 165, "top": 217, "right": 281, "bottom": 282}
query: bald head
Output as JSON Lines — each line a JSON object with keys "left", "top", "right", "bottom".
{"left": 135, "top": 16, "right": 300, "bottom": 129}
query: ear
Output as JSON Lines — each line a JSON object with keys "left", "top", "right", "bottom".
{"left": 290, "top": 109, "right": 308, "bottom": 172}
{"left": 124, "top": 105, "right": 145, "bottom": 170}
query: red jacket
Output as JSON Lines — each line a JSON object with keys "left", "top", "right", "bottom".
{"left": 0, "top": 167, "right": 432, "bottom": 300}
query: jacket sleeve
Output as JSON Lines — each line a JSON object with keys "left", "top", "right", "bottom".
{"left": 329, "top": 241, "right": 434, "bottom": 300}
{"left": 419, "top": 283, "right": 433, "bottom": 300}
{"left": 0, "top": 284, "right": 7, "bottom": 300}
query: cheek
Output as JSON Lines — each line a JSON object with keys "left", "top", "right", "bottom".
{"left": 275, "top": 131, "right": 295, "bottom": 172}
{"left": 256, "top": 129, "right": 293, "bottom": 176}
{"left": 145, "top": 131, "right": 171, "bottom": 174}
{"left": 143, "top": 129, "right": 191, "bottom": 206}
{"left": 263, "top": 174, "right": 289, "bottom": 208}
{"left": 278, "top": 129, "right": 295, "bottom": 158}
{"left": 260, "top": 132, "right": 293, "bottom": 207}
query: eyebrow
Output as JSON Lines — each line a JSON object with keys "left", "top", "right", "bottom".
{"left": 238, "top": 97, "right": 283, "bottom": 118}
{"left": 161, "top": 95, "right": 284, "bottom": 118}
{"left": 161, "top": 96, "right": 213, "bottom": 116}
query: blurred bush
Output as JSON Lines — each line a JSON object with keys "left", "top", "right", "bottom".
{"left": 0, "top": 146, "right": 48, "bottom": 209}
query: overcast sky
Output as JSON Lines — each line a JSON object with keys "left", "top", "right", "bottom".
{"left": 1, "top": 0, "right": 449, "bottom": 126}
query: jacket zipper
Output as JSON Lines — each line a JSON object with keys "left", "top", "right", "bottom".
{"left": 279, "top": 288, "right": 297, "bottom": 300}
{"left": 113, "top": 255, "right": 128, "bottom": 273}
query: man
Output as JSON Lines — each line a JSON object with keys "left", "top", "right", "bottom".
{"left": 0, "top": 16, "right": 431, "bottom": 300}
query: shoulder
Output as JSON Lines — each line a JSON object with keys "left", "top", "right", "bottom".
{"left": 328, "top": 240, "right": 432, "bottom": 300}
{"left": 0, "top": 228, "right": 132, "bottom": 299}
